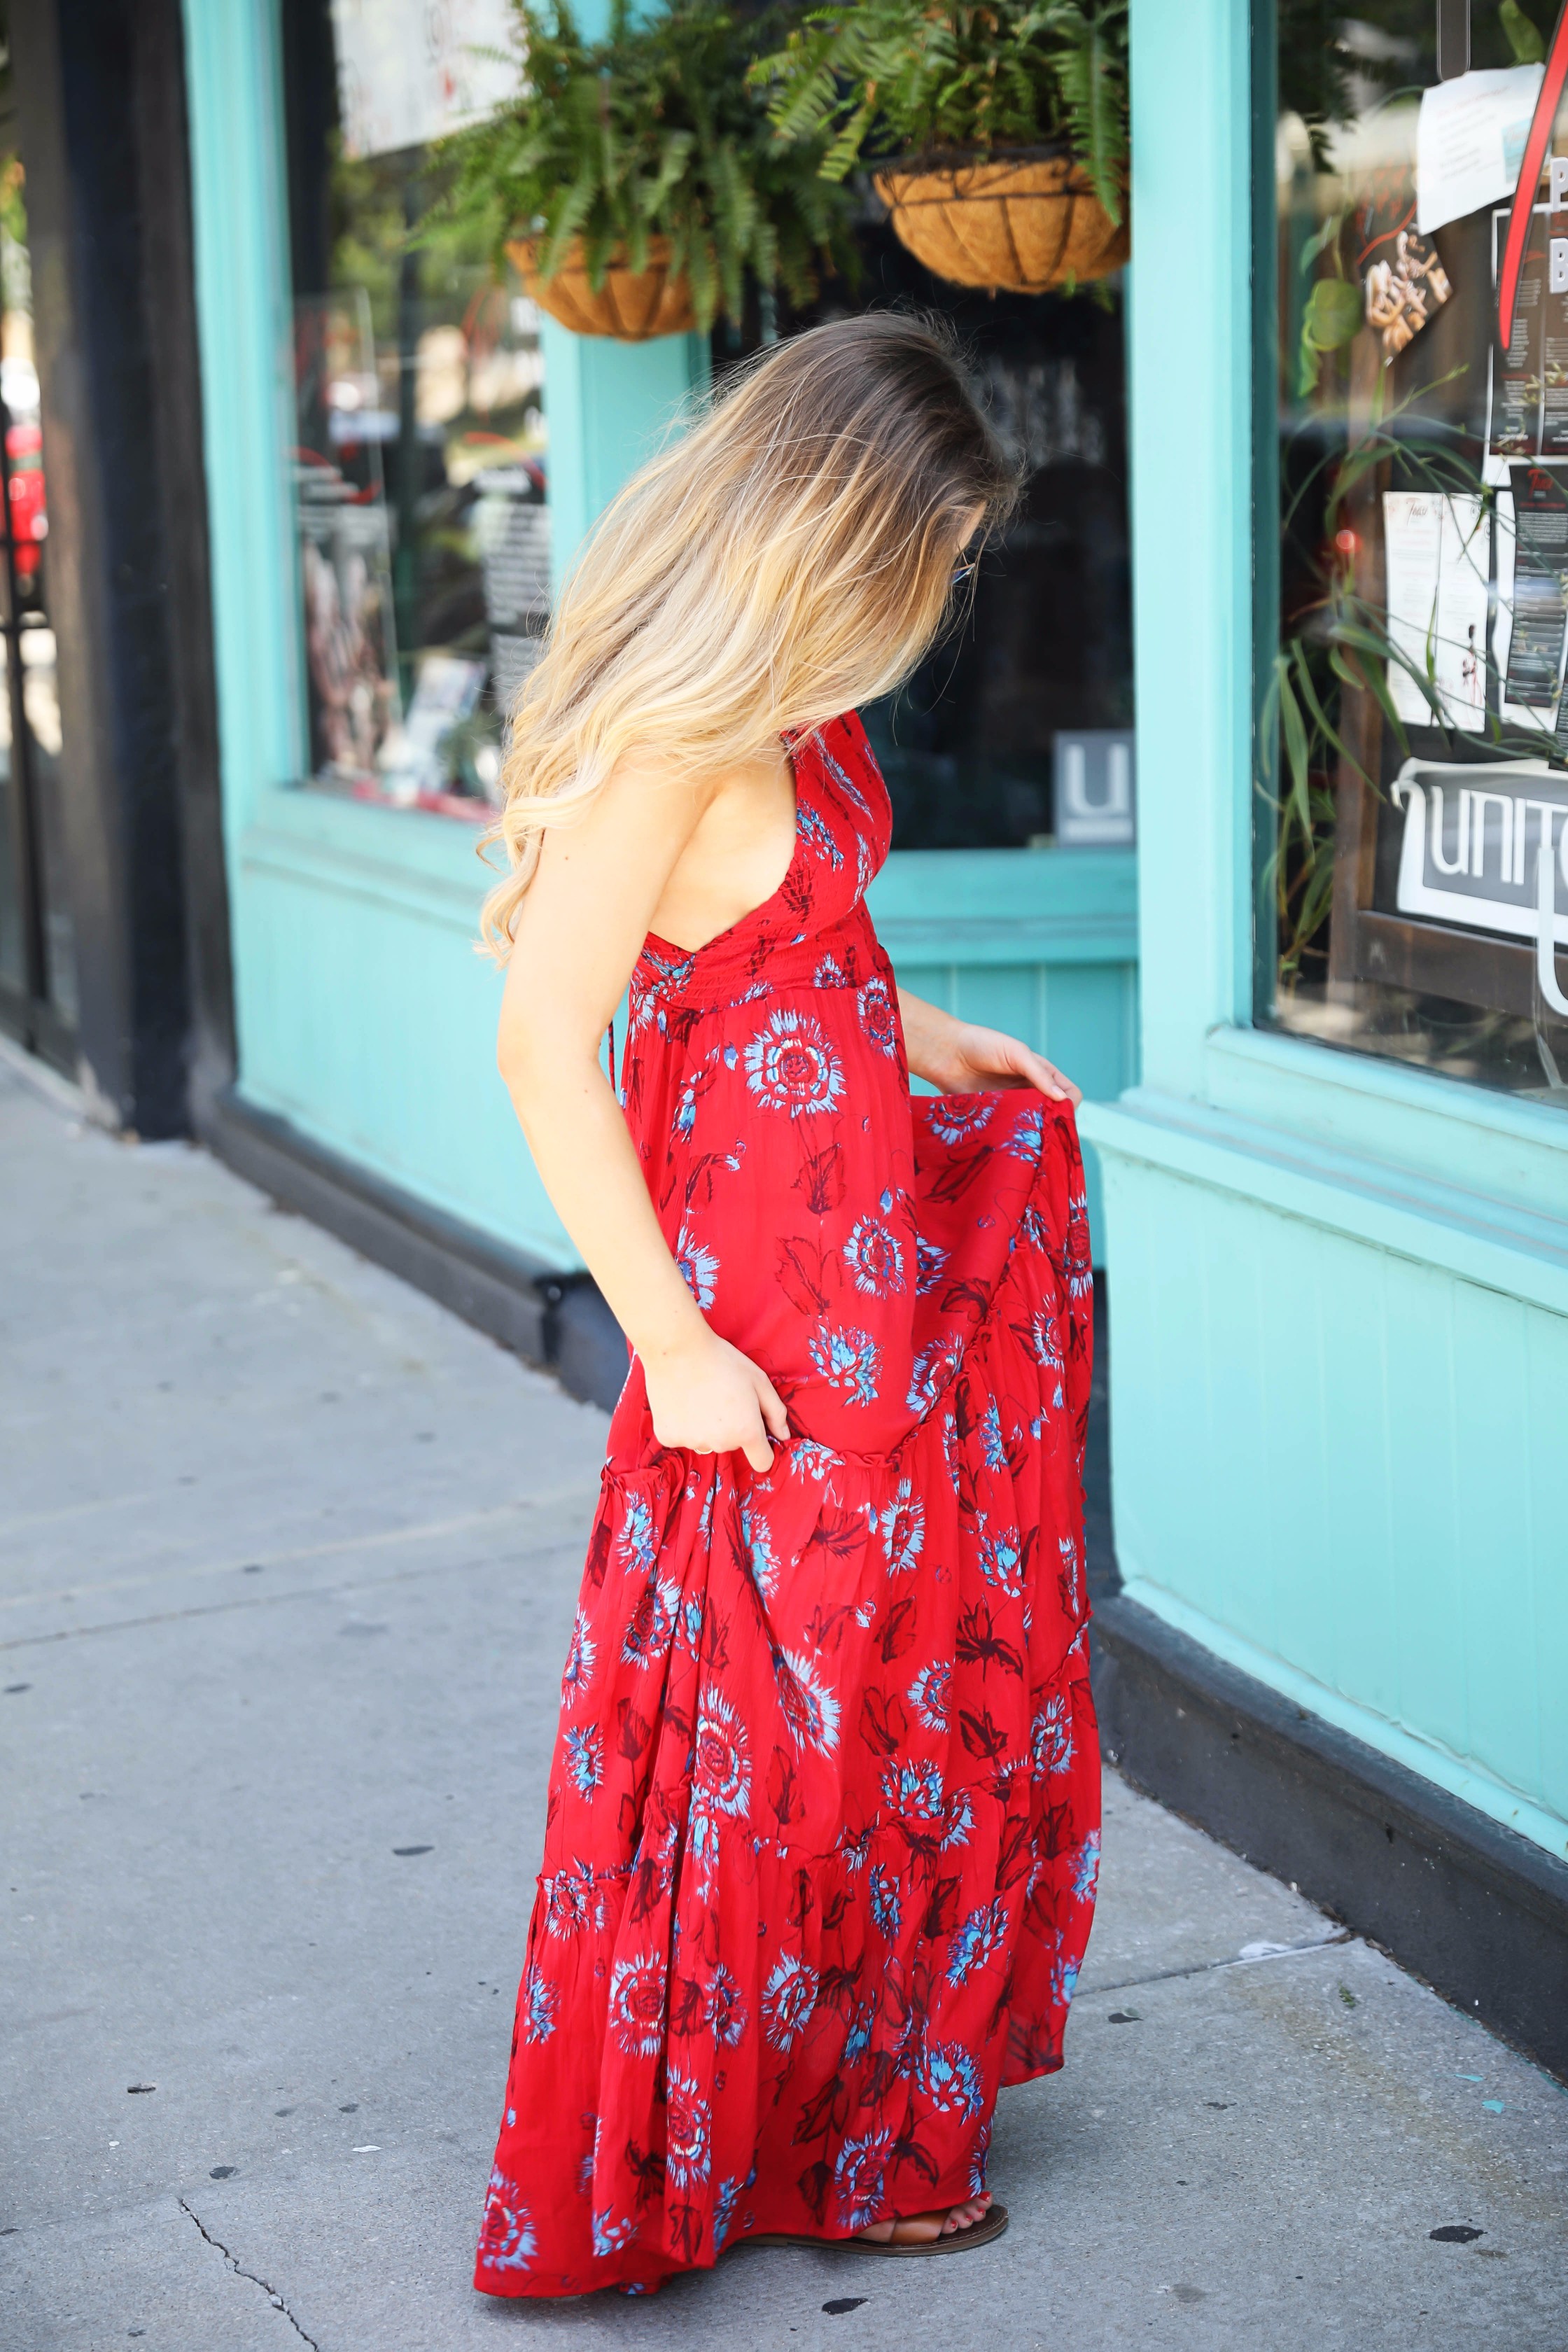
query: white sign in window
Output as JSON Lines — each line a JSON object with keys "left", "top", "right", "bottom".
{"left": 1055, "top": 730, "right": 1135, "bottom": 847}
{"left": 331, "top": 0, "right": 519, "bottom": 160}
{"left": 1392, "top": 758, "right": 1568, "bottom": 1011}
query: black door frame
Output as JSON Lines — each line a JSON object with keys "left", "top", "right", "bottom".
{"left": 5, "top": 0, "right": 234, "bottom": 1131}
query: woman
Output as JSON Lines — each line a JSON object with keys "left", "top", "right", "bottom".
{"left": 474, "top": 314, "right": 1100, "bottom": 2299}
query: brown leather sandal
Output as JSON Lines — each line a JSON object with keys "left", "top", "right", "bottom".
{"left": 729, "top": 2199, "right": 1009, "bottom": 2259}
{"left": 851, "top": 2200, "right": 1009, "bottom": 2256}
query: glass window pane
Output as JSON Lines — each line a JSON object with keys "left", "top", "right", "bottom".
{"left": 715, "top": 230, "right": 1133, "bottom": 853}
{"left": 284, "top": 0, "right": 545, "bottom": 820}
{"left": 1262, "top": 6, "right": 1568, "bottom": 1105}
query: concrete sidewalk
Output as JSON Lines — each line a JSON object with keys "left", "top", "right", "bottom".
{"left": 2, "top": 1045, "right": 1564, "bottom": 2352}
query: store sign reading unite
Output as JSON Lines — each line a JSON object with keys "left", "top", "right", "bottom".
{"left": 1393, "top": 761, "right": 1568, "bottom": 1010}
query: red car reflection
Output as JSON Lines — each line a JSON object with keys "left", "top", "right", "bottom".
{"left": 7, "top": 421, "right": 46, "bottom": 579}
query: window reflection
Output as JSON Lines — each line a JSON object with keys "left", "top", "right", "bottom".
{"left": 284, "top": 0, "right": 545, "bottom": 818}
{"left": 715, "top": 216, "right": 1133, "bottom": 853}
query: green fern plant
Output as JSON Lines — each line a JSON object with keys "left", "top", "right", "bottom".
{"left": 750, "top": 0, "right": 1128, "bottom": 221}
{"left": 431, "top": 0, "right": 853, "bottom": 332}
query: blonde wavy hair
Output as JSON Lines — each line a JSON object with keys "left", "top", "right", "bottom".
{"left": 477, "top": 311, "right": 1021, "bottom": 958}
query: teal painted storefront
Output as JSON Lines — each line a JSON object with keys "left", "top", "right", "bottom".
{"left": 179, "top": 0, "right": 1138, "bottom": 1275}
{"left": 1079, "top": 0, "right": 1568, "bottom": 1874}
{"left": 179, "top": 0, "right": 1566, "bottom": 2040}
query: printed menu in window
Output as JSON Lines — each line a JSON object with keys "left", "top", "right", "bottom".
{"left": 1504, "top": 464, "right": 1568, "bottom": 708}
{"left": 1489, "top": 206, "right": 1548, "bottom": 461}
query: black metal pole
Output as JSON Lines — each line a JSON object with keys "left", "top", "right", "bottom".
{"left": 393, "top": 160, "right": 422, "bottom": 708}
{"left": 1437, "top": 0, "right": 1471, "bottom": 80}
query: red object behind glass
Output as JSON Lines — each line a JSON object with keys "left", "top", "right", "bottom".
{"left": 6, "top": 420, "right": 46, "bottom": 580}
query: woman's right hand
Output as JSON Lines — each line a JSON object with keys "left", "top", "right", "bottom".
{"left": 643, "top": 1327, "right": 790, "bottom": 1472}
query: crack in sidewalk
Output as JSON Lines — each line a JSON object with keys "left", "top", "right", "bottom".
{"left": 0, "top": 1527, "right": 592, "bottom": 1655}
{"left": 1085, "top": 1928, "right": 1353, "bottom": 2001}
{"left": 178, "top": 2199, "right": 321, "bottom": 2351}
{"left": 0, "top": 1490, "right": 597, "bottom": 1614}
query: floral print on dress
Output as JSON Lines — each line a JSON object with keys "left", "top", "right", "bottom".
{"left": 743, "top": 1009, "right": 845, "bottom": 1116}
{"left": 478, "top": 713, "right": 1099, "bottom": 2300}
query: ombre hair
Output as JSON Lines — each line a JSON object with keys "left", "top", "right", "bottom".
{"left": 477, "top": 311, "right": 1020, "bottom": 957}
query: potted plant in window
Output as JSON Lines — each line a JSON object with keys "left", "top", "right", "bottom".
{"left": 436, "top": 0, "right": 853, "bottom": 338}
{"left": 753, "top": 0, "right": 1128, "bottom": 295}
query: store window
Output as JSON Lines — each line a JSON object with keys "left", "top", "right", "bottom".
{"left": 0, "top": 134, "right": 76, "bottom": 1057}
{"left": 281, "top": 6, "right": 1131, "bottom": 846}
{"left": 283, "top": 0, "right": 545, "bottom": 816}
{"left": 717, "top": 224, "right": 1133, "bottom": 851}
{"left": 1264, "top": 1, "right": 1568, "bottom": 1103}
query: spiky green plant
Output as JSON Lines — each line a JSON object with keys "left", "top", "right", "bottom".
{"left": 431, "top": 0, "right": 854, "bottom": 332}
{"left": 750, "top": 0, "right": 1128, "bottom": 222}
{"left": 1261, "top": 368, "right": 1481, "bottom": 987}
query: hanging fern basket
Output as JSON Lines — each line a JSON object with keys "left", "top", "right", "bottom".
{"left": 506, "top": 234, "right": 696, "bottom": 340}
{"left": 872, "top": 147, "right": 1128, "bottom": 294}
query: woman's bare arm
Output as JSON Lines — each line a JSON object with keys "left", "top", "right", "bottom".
{"left": 497, "top": 755, "right": 789, "bottom": 1470}
{"left": 897, "top": 987, "right": 1082, "bottom": 1105}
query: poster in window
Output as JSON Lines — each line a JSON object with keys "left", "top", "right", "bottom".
{"left": 293, "top": 292, "right": 401, "bottom": 783}
{"left": 474, "top": 467, "right": 551, "bottom": 720}
{"left": 1504, "top": 464, "right": 1568, "bottom": 710}
{"left": 1488, "top": 205, "right": 1548, "bottom": 460}
{"left": 1416, "top": 64, "right": 1542, "bottom": 236}
{"left": 1356, "top": 168, "right": 1451, "bottom": 365}
{"left": 331, "top": 0, "right": 519, "bottom": 160}
{"left": 1382, "top": 491, "right": 1488, "bottom": 730}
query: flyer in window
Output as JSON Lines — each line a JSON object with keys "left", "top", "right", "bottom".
{"left": 1357, "top": 168, "right": 1452, "bottom": 364}
{"left": 293, "top": 292, "right": 401, "bottom": 783}
{"left": 475, "top": 475, "right": 552, "bottom": 721}
{"left": 1504, "top": 465, "right": 1568, "bottom": 708}
{"left": 1490, "top": 485, "right": 1563, "bottom": 732}
{"left": 1488, "top": 206, "right": 1548, "bottom": 461}
{"left": 1382, "top": 491, "right": 1489, "bottom": 730}
{"left": 331, "top": 0, "right": 518, "bottom": 158}
{"left": 1543, "top": 244, "right": 1568, "bottom": 463}
{"left": 1416, "top": 62, "right": 1542, "bottom": 234}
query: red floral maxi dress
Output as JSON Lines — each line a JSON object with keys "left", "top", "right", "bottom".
{"left": 476, "top": 710, "right": 1100, "bottom": 2298}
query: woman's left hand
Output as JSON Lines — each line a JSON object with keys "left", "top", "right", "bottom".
{"left": 902, "top": 1003, "right": 1082, "bottom": 1105}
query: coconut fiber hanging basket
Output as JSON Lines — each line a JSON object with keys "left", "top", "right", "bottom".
{"left": 872, "top": 146, "right": 1128, "bottom": 293}
{"left": 507, "top": 234, "right": 696, "bottom": 340}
